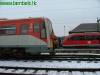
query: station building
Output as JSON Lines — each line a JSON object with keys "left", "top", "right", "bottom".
{"left": 69, "top": 23, "right": 100, "bottom": 34}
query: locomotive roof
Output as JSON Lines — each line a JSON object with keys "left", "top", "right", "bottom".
{"left": 69, "top": 23, "right": 100, "bottom": 34}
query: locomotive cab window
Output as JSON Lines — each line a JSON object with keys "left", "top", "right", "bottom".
{"left": 20, "top": 25, "right": 28, "bottom": 34}
{"left": 40, "top": 22, "right": 46, "bottom": 38}
{"left": 0, "top": 26, "right": 16, "bottom": 35}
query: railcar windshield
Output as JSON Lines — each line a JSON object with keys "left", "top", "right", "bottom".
{"left": 46, "top": 19, "right": 54, "bottom": 35}
{"left": 48, "top": 20, "right": 54, "bottom": 35}
{"left": 0, "top": 26, "right": 16, "bottom": 35}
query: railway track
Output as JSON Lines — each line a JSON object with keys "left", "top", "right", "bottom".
{"left": 0, "top": 53, "right": 99, "bottom": 60}
{"left": 0, "top": 66, "right": 100, "bottom": 75}
{"left": 55, "top": 48, "right": 100, "bottom": 53}
{"left": 0, "top": 48, "right": 100, "bottom": 75}
{"left": 0, "top": 59, "right": 100, "bottom": 75}
{"left": 1, "top": 53, "right": 100, "bottom": 61}
{"left": 1, "top": 48, "right": 100, "bottom": 59}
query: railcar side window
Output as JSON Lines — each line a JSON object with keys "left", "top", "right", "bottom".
{"left": 20, "top": 25, "right": 28, "bottom": 34}
{"left": 72, "top": 36, "right": 80, "bottom": 40}
{"left": 0, "top": 26, "right": 16, "bottom": 35}
{"left": 41, "top": 22, "right": 46, "bottom": 38}
{"left": 70, "top": 36, "right": 85, "bottom": 40}
{"left": 70, "top": 36, "right": 78, "bottom": 40}
{"left": 85, "top": 36, "right": 94, "bottom": 40}
{"left": 33, "top": 23, "right": 40, "bottom": 32}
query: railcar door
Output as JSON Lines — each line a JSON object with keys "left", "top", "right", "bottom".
{"left": 33, "top": 22, "right": 41, "bottom": 38}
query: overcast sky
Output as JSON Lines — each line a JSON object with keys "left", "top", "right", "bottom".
{"left": 0, "top": 0, "right": 100, "bottom": 36}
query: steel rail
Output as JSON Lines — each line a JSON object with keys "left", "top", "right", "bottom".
{"left": 1, "top": 54, "right": 100, "bottom": 61}
{"left": 0, "top": 66, "right": 100, "bottom": 71}
{"left": 55, "top": 48, "right": 100, "bottom": 52}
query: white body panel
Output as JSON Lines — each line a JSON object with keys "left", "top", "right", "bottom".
{"left": 0, "top": 35, "right": 48, "bottom": 53}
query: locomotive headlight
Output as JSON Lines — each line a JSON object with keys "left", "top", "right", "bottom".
{"left": 88, "top": 41, "right": 91, "bottom": 44}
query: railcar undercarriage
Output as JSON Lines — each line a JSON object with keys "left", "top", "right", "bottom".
{"left": 1, "top": 47, "right": 100, "bottom": 59}
{"left": 0, "top": 48, "right": 26, "bottom": 58}
{"left": 0, "top": 47, "right": 56, "bottom": 58}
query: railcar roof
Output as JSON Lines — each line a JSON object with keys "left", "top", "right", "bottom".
{"left": 69, "top": 32, "right": 100, "bottom": 36}
{"left": 0, "top": 17, "right": 46, "bottom": 22}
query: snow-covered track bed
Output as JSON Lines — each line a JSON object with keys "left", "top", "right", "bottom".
{"left": 0, "top": 60, "right": 100, "bottom": 75}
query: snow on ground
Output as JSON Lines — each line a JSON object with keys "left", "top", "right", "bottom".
{"left": 0, "top": 60, "right": 99, "bottom": 68}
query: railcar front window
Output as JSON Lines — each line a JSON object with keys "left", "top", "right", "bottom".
{"left": 0, "top": 26, "right": 16, "bottom": 35}
{"left": 20, "top": 25, "right": 28, "bottom": 34}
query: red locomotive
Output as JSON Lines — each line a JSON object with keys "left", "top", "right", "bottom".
{"left": 0, "top": 17, "right": 57, "bottom": 56}
{"left": 62, "top": 32, "right": 100, "bottom": 48}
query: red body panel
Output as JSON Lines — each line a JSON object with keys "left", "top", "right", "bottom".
{"left": 0, "top": 17, "right": 57, "bottom": 49}
{"left": 62, "top": 33, "right": 100, "bottom": 47}
{"left": 0, "top": 18, "right": 48, "bottom": 42}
